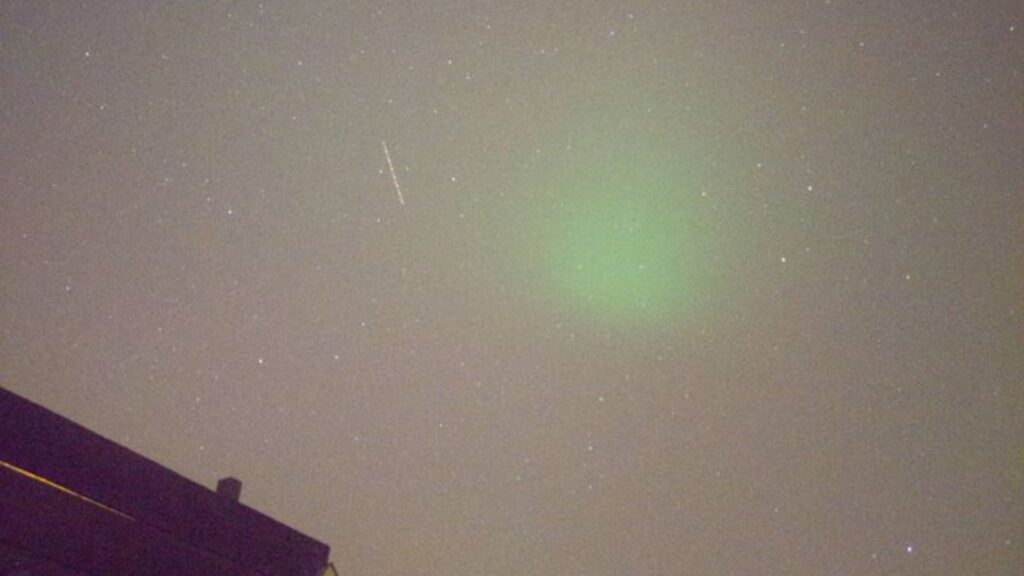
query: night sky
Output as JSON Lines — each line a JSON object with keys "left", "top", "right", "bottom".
{"left": 2, "top": 2, "right": 1022, "bottom": 575}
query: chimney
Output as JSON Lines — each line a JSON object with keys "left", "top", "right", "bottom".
{"left": 217, "top": 477, "right": 242, "bottom": 502}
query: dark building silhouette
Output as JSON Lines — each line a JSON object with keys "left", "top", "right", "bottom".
{"left": 0, "top": 387, "right": 332, "bottom": 576}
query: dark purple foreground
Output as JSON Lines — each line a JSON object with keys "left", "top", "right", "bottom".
{"left": 0, "top": 387, "right": 330, "bottom": 576}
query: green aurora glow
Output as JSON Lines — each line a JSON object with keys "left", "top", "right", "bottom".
{"left": 512, "top": 130, "right": 727, "bottom": 329}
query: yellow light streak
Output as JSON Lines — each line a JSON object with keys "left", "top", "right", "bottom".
{"left": 0, "top": 459, "right": 134, "bottom": 520}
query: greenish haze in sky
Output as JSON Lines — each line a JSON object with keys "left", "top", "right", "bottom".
{"left": 515, "top": 129, "right": 725, "bottom": 329}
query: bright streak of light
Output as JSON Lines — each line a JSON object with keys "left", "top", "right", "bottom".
{"left": 0, "top": 459, "right": 135, "bottom": 520}
{"left": 382, "top": 140, "right": 405, "bottom": 206}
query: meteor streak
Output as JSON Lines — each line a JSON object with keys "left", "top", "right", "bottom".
{"left": 381, "top": 140, "right": 405, "bottom": 206}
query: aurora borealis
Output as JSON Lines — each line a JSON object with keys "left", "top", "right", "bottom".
{"left": 512, "top": 125, "right": 725, "bottom": 329}
{"left": 1, "top": 2, "right": 1022, "bottom": 575}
